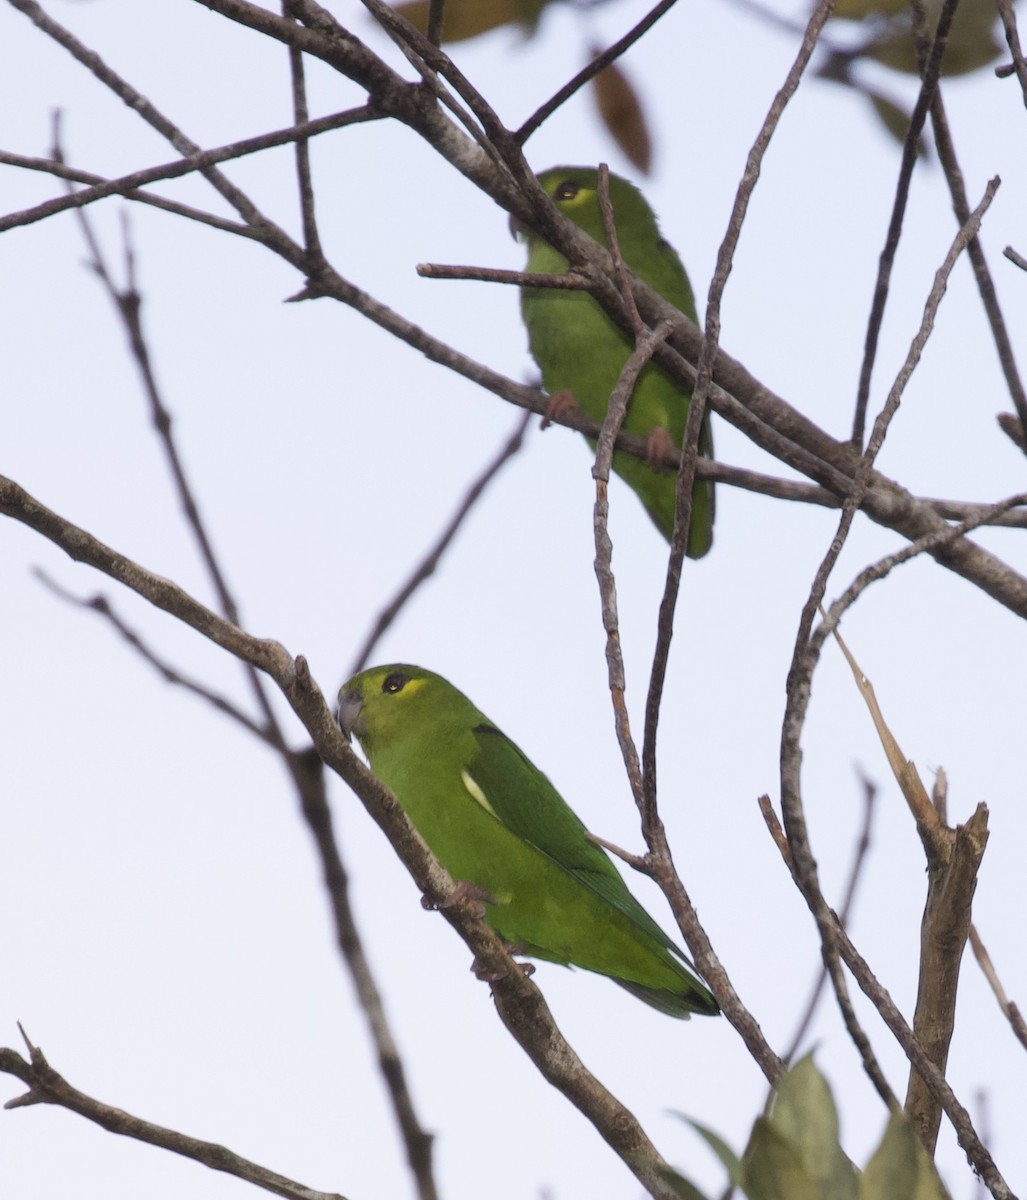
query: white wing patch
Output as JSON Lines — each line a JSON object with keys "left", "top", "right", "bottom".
{"left": 461, "top": 769, "right": 500, "bottom": 820}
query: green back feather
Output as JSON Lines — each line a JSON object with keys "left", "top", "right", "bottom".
{"left": 340, "top": 665, "right": 718, "bottom": 1018}
{"left": 519, "top": 166, "right": 714, "bottom": 556}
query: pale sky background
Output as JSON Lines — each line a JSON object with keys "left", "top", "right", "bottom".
{"left": 2, "top": 1, "right": 1026, "bottom": 1199}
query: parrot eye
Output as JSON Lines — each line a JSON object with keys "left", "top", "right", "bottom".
{"left": 382, "top": 672, "right": 409, "bottom": 695}
{"left": 553, "top": 180, "right": 579, "bottom": 202}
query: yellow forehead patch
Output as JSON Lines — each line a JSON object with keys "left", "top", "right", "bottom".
{"left": 376, "top": 673, "right": 427, "bottom": 699}
{"left": 558, "top": 185, "right": 595, "bottom": 213}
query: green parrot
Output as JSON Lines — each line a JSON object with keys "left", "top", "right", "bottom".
{"left": 338, "top": 664, "right": 718, "bottom": 1019}
{"left": 515, "top": 166, "right": 714, "bottom": 557}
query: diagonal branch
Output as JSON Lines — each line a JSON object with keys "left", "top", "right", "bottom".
{"left": 0, "top": 472, "right": 704, "bottom": 1200}
{"left": 8, "top": 0, "right": 1027, "bottom": 628}
{"left": 516, "top": 0, "right": 680, "bottom": 144}
{"left": 778, "top": 181, "right": 1009, "bottom": 1189}
{"left": 849, "top": 0, "right": 961, "bottom": 448}
{"left": 1, "top": 1035, "right": 346, "bottom": 1200}
{"left": 33, "top": 570, "right": 272, "bottom": 743}
{"left": 65, "top": 209, "right": 440, "bottom": 1200}
{"left": 927, "top": 91, "right": 1027, "bottom": 446}
{"left": 0, "top": 108, "right": 378, "bottom": 236}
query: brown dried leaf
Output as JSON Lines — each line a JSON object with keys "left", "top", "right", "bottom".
{"left": 591, "top": 58, "right": 653, "bottom": 175}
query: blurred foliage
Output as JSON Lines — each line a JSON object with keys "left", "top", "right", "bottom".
{"left": 829, "top": 0, "right": 1006, "bottom": 76}
{"left": 668, "top": 1055, "right": 952, "bottom": 1200}
{"left": 818, "top": 0, "right": 1016, "bottom": 150}
{"left": 390, "top": 0, "right": 654, "bottom": 171}
{"left": 387, "top": 0, "right": 1016, "bottom": 164}
{"left": 392, "top": 0, "right": 551, "bottom": 42}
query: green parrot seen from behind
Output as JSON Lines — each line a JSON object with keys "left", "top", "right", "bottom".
{"left": 516, "top": 166, "right": 714, "bottom": 557}
{"left": 338, "top": 664, "right": 718, "bottom": 1019}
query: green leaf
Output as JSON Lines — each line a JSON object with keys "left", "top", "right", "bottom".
{"left": 671, "top": 1114, "right": 744, "bottom": 1185}
{"left": 767, "top": 1054, "right": 858, "bottom": 1200}
{"left": 861, "top": 1113, "right": 952, "bottom": 1200}
{"left": 654, "top": 1162, "right": 714, "bottom": 1200}
{"left": 742, "top": 1118, "right": 822, "bottom": 1200}
{"left": 827, "top": 0, "right": 1006, "bottom": 77}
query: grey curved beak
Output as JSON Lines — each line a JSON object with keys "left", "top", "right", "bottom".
{"left": 336, "top": 689, "right": 364, "bottom": 741}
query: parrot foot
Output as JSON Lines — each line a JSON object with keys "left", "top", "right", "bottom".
{"left": 645, "top": 425, "right": 676, "bottom": 471}
{"left": 471, "top": 955, "right": 536, "bottom": 982}
{"left": 541, "top": 388, "right": 578, "bottom": 430}
{"left": 423, "top": 879, "right": 495, "bottom": 920}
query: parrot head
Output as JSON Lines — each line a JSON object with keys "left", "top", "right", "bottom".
{"left": 510, "top": 166, "right": 647, "bottom": 245}
{"left": 337, "top": 664, "right": 460, "bottom": 756}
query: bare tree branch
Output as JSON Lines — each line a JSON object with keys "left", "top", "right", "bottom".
{"left": 829, "top": 627, "right": 991, "bottom": 1154}
{"left": 0, "top": 472, "right": 708, "bottom": 1200}
{"left": 284, "top": 0, "right": 324, "bottom": 260}
{"left": 779, "top": 776, "right": 878, "bottom": 1066}
{"left": 642, "top": 0, "right": 840, "bottom": 832}
{"left": 0, "top": 108, "right": 378, "bottom": 236}
{"left": 995, "top": 0, "right": 1027, "bottom": 105}
{"left": 33, "top": 571, "right": 273, "bottom": 743}
{"left": 849, "top": 0, "right": 960, "bottom": 448}
{"left": 63, "top": 208, "right": 442, "bottom": 1199}
{"left": 777, "top": 180, "right": 1010, "bottom": 1189}
{"left": 0, "top": 1034, "right": 348, "bottom": 1200}
{"left": 7, "top": 1, "right": 1027, "bottom": 629}
{"left": 515, "top": 0, "right": 680, "bottom": 145}
{"left": 969, "top": 927, "right": 1027, "bottom": 1052}
{"left": 928, "top": 92, "right": 1027, "bottom": 448}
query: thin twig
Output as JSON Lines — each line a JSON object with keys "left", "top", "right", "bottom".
{"left": 995, "top": 0, "right": 1027, "bottom": 105}
{"left": 0, "top": 108, "right": 378, "bottom": 236}
{"left": 0, "top": 471, "right": 704, "bottom": 1200}
{"left": 928, "top": 93, "right": 1027, "bottom": 447}
{"left": 586, "top": 831, "right": 648, "bottom": 872}
{"left": 850, "top": 0, "right": 960, "bottom": 449}
{"left": 969, "top": 927, "right": 1027, "bottom": 1051}
{"left": 515, "top": 0, "right": 680, "bottom": 145}
{"left": 591, "top": 317, "right": 672, "bottom": 807}
{"left": 60, "top": 184, "right": 439, "bottom": 1199}
{"left": 56, "top": 173, "right": 286, "bottom": 743}
{"left": 348, "top": 412, "right": 531, "bottom": 675}
{"left": 417, "top": 261, "right": 593, "bottom": 289}
{"left": 33, "top": 570, "right": 272, "bottom": 743}
{"left": 757, "top": 796, "right": 792, "bottom": 871}
{"left": 779, "top": 179, "right": 1002, "bottom": 1165}
{"left": 288, "top": 748, "right": 438, "bottom": 1200}
{"left": 823, "top": 492, "right": 1027, "bottom": 639}
{"left": 425, "top": 0, "right": 445, "bottom": 47}
{"left": 780, "top": 777, "right": 877, "bottom": 1065}
{"left": 11, "top": 0, "right": 1027, "bottom": 624}
{"left": 9, "top": 0, "right": 290, "bottom": 236}
{"left": 0, "top": 1035, "right": 346, "bottom": 1200}
{"left": 284, "top": 0, "right": 324, "bottom": 259}
{"left": 0, "top": 151, "right": 252, "bottom": 236}
{"left": 358, "top": 0, "right": 526, "bottom": 171}
{"left": 630, "top": 0, "right": 842, "bottom": 1096}
{"left": 585, "top": 177, "right": 786, "bottom": 1079}
{"left": 641, "top": 0, "right": 840, "bottom": 826}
